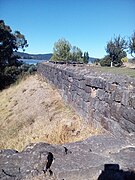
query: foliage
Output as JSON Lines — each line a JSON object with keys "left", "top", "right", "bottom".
{"left": 0, "top": 20, "right": 28, "bottom": 68}
{"left": 0, "top": 63, "right": 37, "bottom": 90}
{"left": 0, "top": 20, "right": 29, "bottom": 90}
{"left": 19, "top": 63, "right": 37, "bottom": 75}
{"left": 100, "top": 55, "right": 111, "bottom": 66}
{"left": 106, "top": 35, "right": 127, "bottom": 66}
{"left": 51, "top": 38, "right": 71, "bottom": 62}
{"left": 51, "top": 38, "right": 89, "bottom": 63}
{"left": 70, "top": 46, "right": 83, "bottom": 63}
{"left": 129, "top": 32, "right": 135, "bottom": 58}
{"left": 83, "top": 52, "right": 89, "bottom": 64}
{"left": 121, "top": 57, "right": 128, "bottom": 63}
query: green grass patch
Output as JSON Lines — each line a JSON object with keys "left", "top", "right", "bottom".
{"left": 94, "top": 66, "right": 135, "bottom": 78}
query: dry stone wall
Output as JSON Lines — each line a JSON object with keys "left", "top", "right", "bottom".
{"left": 37, "top": 62, "right": 135, "bottom": 135}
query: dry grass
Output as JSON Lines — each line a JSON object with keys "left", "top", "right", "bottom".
{"left": 0, "top": 74, "right": 101, "bottom": 151}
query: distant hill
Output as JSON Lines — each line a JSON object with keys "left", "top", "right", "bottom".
{"left": 89, "top": 57, "right": 98, "bottom": 63}
{"left": 14, "top": 51, "right": 53, "bottom": 60}
{"left": 14, "top": 51, "right": 98, "bottom": 62}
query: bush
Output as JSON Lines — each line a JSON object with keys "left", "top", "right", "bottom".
{"left": 100, "top": 55, "right": 111, "bottom": 66}
{"left": 27, "top": 64, "right": 37, "bottom": 74}
{"left": 121, "top": 57, "right": 128, "bottom": 63}
{"left": 0, "top": 63, "right": 37, "bottom": 90}
{"left": 20, "top": 63, "right": 37, "bottom": 74}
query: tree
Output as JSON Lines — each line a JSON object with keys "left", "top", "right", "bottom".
{"left": 0, "top": 20, "right": 28, "bottom": 89}
{"left": 129, "top": 32, "right": 135, "bottom": 58}
{"left": 106, "top": 35, "right": 127, "bottom": 66}
{"left": 83, "top": 52, "right": 89, "bottom": 64}
{"left": 51, "top": 38, "right": 71, "bottom": 63}
{"left": 71, "top": 46, "right": 83, "bottom": 63}
{"left": 0, "top": 20, "right": 28, "bottom": 68}
{"left": 14, "top": 31, "right": 28, "bottom": 51}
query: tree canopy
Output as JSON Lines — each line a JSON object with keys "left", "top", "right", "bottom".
{"left": 0, "top": 20, "right": 29, "bottom": 90}
{"left": 106, "top": 35, "right": 127, "bottom": 66}
{"left": 0, "top": 20, "right": 28, "bottom": 68}
{"left": 71, "top": 46, "right": 83, "bottom": 62}
{"left": 129, "top": 32, "right": 135, "bottom": 58}
{"left": 51, "top": 38, "right": 71, "bottom": 62}
{"left": 51, "top": 38, "right": 89, "bottom": 63}
{"left": 83, "top": 52, "right": 89, "bottom": 64}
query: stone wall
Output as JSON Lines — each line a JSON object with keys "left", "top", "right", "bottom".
{"left": 37, "top": 62, "right": 135, "bottom": 135}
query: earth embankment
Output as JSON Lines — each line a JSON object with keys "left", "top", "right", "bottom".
{"left": 0, "top": 74, "right": 101, "bottom": 151}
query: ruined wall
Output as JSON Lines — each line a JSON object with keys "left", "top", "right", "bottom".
{"left": 37, "top": 63, "right": 135, "bottom": 135}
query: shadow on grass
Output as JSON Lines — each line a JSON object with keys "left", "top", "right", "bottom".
{"left": 98, "top": 164, "right": 135, "bottom": 180}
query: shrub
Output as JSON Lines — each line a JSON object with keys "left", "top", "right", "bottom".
{"left": 100, "top": 55, "right": 111, "bottom": 66}
{"left": 0, "top": 63, "right": 37, "bottom": 90}
{"left": 27, "top": 65, "right": 37, "bottom": 74}
{"left": 121, "top": 57, "right": 128, "bottom": 63}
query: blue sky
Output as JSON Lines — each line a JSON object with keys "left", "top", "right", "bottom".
{"left": 0, "top": 0, "right": 135, "bottom": 58}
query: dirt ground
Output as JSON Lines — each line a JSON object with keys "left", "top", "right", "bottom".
{"left": 0, "top": 74, "right": 101, "bottom": 151}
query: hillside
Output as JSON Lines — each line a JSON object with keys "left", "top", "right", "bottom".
{"left": 0, "top": 74, "right": 101, "bottom": 151}
{"left": 14, "top": 51, "right": 52, "bottom": 60}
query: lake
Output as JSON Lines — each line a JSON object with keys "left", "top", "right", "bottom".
{"left": 19, "top": 59, "right": 92, "bottom": 65}
{"left": 18, "top": 59, "right": 46, "bottom": 65}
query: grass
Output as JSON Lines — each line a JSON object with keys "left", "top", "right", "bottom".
{"left": 93, "top": 64, "right": 135, "bottom": 78}
{"left": 0, "top": 74, "right": 102, "bottom": 151}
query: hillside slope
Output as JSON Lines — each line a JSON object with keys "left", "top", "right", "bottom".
{"left": 14, "top": 51, "right": 52, "bottom": 60}
{"left": 0, "top": 75, "right": 101, "bottom": 151}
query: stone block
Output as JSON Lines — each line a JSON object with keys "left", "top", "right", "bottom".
{"left": 96, "top": 89, "right": 109, "bottom": 101}
{"left": 82, "top": 92, "right": 91, "bottom": 102}
{"left": 110, "top": 102, "right": 122, "bottom": 122}
{"left": 121, "top": 91, "right": 130, "bottom": 106}
{"left": 85, "top": 77, "right": 106, "bottom": 89}
{"left": 84, "top": 85, "right": 91, "bottom": 93}
{"left": 129, "top": 96, "right": 135, "bottom": 109}
{"left": 112, "top": 88, "right": 123, "bottom": 103}
{"left": 105, "top": 82, "right": 117, "bottom": 92}
{"left": 67, "top": 76, "right": 73, "bottom": 83}
{"left": 121, "top": 106, "right": 135, "bottom": 125}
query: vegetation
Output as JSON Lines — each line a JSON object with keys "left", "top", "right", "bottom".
{"left": 100, "top": 55, "right": 111, "bottom": 67}
{"left": 70, "top": 46, "right": 83, "bottom": 63}
{"left": 129, "top": 31, "right": 135, "bottom": 58}
{"left": 0, "top": 20, "right": 37, "bottom": 90}
{"left": 121, "top": 57, "right": 128, "bottom": 63}
{"left": 83, "top": 52, "right": 89, "bottom": 64}
{"left": 94, "top": 66, "right": 135, "bottom": 78}
{"left": 105, "top": 35, "right": 127, "bottom": 67}
{"left": 51, "top": 38, "right": 89, "bottom": 63}
{"left": 100, "top": 32, "right": 135, "bottom": 67}
{"left": 51, "top": 38, "right": 71, "bottom": 62}
{"left": 0, "top": 20, "right": 28, "bottom": 67}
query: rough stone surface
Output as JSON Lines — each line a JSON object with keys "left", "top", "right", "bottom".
{"left": 37, "top": 63, "right": 135, "bottom": 136}
{"left": 0, "top": 134, "right": 135, "bottom": 180}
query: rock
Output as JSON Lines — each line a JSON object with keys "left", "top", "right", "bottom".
{"left": 1, "top": 134, "right": 135, "bottom": 180}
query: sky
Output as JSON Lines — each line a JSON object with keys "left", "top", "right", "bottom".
{"left": 0, "top": 0, "right": 135, "bottom": 58}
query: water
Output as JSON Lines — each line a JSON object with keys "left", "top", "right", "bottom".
{"left": 18, "top": 59, "right": 46, "bottom": 65}
{"left": 19, "top": 59, "right": 92, "bottom": 65}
